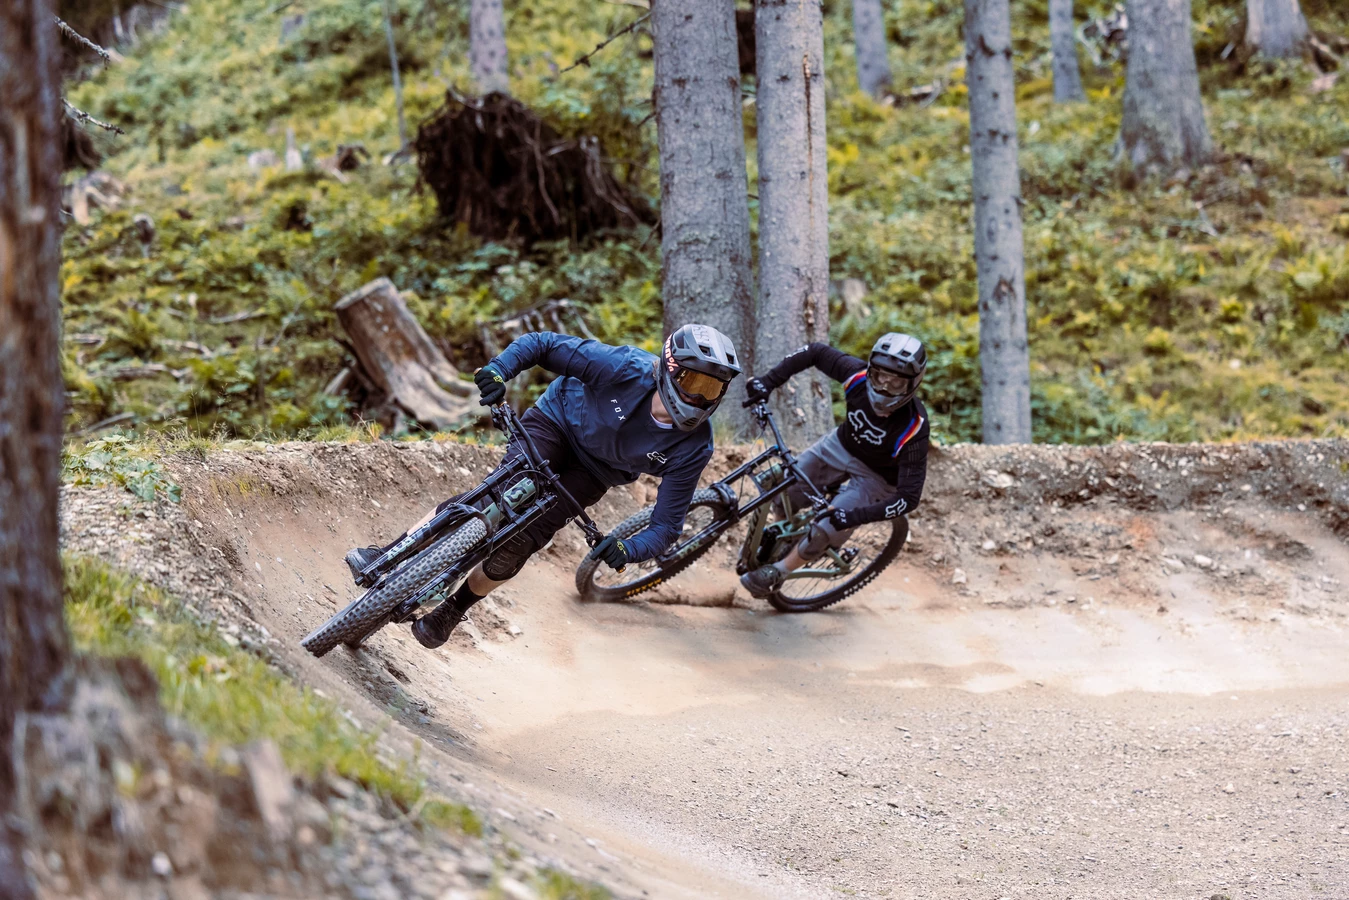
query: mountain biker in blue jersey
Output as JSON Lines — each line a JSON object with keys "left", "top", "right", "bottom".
{"left": 739, "top": 333, "right": 930, "bottom": 599}
{"left": 345, "top": 325, "right": 742, "bottom": 649}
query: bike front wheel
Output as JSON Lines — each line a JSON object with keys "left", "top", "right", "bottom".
{"left": 768, "top": 517, "right": 908, "bottom": 613}
{"left": 301, "top": 517, "right": 488, "bottom": 657}
{"left": 575, "top": 488, "right": 731, "bottom": 602}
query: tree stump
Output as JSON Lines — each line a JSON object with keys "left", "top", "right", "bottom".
{"left": 334, "top": 278, "right": 475, "bottom": 431}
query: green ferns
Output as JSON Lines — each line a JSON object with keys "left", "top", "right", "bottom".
{"left": 60, "top": 0, "right": 1349, "bottom": 443}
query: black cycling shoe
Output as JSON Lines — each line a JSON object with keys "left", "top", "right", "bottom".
{"left": 411, "top": 602, "right": 465, "bottom": 650}
{"left": 344, "top": 546, "right": 383, "bottom": 585}
{"left": 740, "top": 564, "right": 785, "bottom": 599}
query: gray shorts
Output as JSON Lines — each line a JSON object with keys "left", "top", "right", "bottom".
{"left": 786, "top": 431, "right": 893, "bottom": 556}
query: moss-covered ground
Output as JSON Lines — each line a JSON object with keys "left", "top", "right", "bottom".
{"left": 61, "top": 0, "right": 1349, "bottom": 444}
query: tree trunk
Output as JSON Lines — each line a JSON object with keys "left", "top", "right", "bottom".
{"left": 754, "top": 0, "right": 832, "bottom": 447}
{"left": 852, "top": 0, "right": 893, "bottom": 98}
{"left": 381, "top": 0, "right": 408, "bottom": 147}
{"left": 652, "top": 0, "right": 756, "bottom": 437}
{"left": 964, "top": 0, "right": 1032, "bottom": 445}
{"left": 335, "top": 278, "right": 476, "bottom": 431}
{"left": 1118, "top": 0, "right": 1212, "bottom": 176}
{"left": 1050, "top": 0, "right": 1086, "bottom": 102}
{"left": 1245, "top": 0, "right": 1308, "bottom": 58}
{"left": 470, "top": 0, "right": 510, "bottom": 96}
{"left": 1, "top": 3, "right": 71, "bottom": 897}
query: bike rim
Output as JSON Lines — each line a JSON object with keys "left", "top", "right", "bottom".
{"left": 775, "top": 520, "right": 894, "bottom": 603}
{"left": 590, "top": 502, "right": 723, "bottom": 591}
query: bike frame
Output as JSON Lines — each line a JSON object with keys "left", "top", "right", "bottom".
{"left": 359, "top": 403, "right": 606, "bottom": 623}
{"left": 651, "top": 402, "right": 834, "bottom": 572}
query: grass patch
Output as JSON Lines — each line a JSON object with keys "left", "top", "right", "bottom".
{"left": 531, "top": 869, "right": 612, "bottom": 900}
{"left": 63, "top": 553, "right": 481, "bottom": 836}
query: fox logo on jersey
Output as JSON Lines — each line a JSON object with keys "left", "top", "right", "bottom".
{"left": 847, "top": 409, "right": 887, "bottom": 446}
{"left": 647, "top": 450, "right": 668, "bottom": 466}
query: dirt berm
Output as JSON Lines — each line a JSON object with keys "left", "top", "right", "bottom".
{"left": 61, "top": 436, "right": 1349, "bottom": 899}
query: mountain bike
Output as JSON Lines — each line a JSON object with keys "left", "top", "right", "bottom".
{"left": 575, "top": 401, "right": 908, "bottom": 612}
{"left": 302, "top": 402, "right": 610, "bottom": 657}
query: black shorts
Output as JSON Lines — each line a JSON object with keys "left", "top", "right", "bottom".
{"left": 438, "top": 407, "right": 608, "bottom": 581}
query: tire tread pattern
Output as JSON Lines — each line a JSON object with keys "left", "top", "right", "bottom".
{"left": 575, "top": 489, "right": 728, "bottom": 602}
{"left": 302, "top": 518, "right": 488, "bottom": 657}
{"left": 767, "top": 517, "right": 908, "bottom": 613}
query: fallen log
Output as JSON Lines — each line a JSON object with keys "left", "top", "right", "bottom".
{"left": 334, "top": 278, "right": 475, "bottom": 431}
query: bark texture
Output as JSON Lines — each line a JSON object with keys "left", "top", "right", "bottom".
{"left": 335, "top": 278, "right": 475, "bottom": 431}
{"left": 1245, "top": 0, "right": 1308, "bottom": 58}
{"left": 964, "top": 0, "right": 1032, "bottom": 444}
{"left": 653, "top": 0, "right": 756, "bottom": 436}
{"left": 1, "top": 2, "right": 70, "bottom": 897}
{"left": 381, "top": 0, "right": 408, "bottom": 146}
{"left": 1050, "top": 0, "right": 1086, "bottom": 102}
{"left": 470, "top": 0, "right": 509, "bottom": 95}
{"left": 754, "top": 0, "right": 833, "bottom": 447}
{"left": 852, "top": 0, "right": 893, "bottom": 98}
{"left": 1119, "top": 0, "right": 1212, "bottom": 175}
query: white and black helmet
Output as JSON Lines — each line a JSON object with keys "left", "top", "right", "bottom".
{"left": 655, "top": 324, "right": 742, "bottom": 431}
{"left": 867, "top": 332, "right": 926, "bottom": 415}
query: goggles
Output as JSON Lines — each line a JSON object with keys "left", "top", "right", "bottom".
{"left": 672, "top": 367, "right": 730, "bottom": 409}
{"left": 867, "top": 365, "right": 918, "bottom": 398}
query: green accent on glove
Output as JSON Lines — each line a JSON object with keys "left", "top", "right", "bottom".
{"left": 589, "top": 533, "right": 629, "bottom": 570}
{"left": 474, "top": 364, "right": 507, "bottom": 406}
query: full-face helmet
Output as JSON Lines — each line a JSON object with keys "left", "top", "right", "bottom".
{"left": 655, "top": 324, "right": 742, "bottom": 431}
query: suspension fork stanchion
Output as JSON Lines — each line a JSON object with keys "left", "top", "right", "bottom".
{"left": 756, "top": 403, "right": 826, "bottom": 509}
{"left": 495, "top": 403, "right": 606, "bottom": 549}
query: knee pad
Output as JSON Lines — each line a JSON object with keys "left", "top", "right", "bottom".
{"left": 798, "top": 518, "right": 849, "bottom": 560}
{"left": 481, "top": 534, "right": 538, "bottom": 581}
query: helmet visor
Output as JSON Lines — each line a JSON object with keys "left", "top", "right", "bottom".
{"left": 672, "top": 367, "right": 729, "bottom": 408}
{"left": 868, "top": 365, "right": 919, "bottom": 399}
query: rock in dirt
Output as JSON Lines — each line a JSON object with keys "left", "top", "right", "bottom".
{"left": 243, "top": 739, "right": 295, "bottom": 839}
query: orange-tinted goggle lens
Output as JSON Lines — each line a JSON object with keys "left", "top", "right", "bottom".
{"left": 674, "top": 368, "right": 728, "bottom": 406}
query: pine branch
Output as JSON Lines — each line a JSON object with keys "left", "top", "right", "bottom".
{"left": 555, "top": 13, "right": 650, "bottom": 76}
{"left": 54, "top": 16, "right": 113, "bottom": 63}
{"left": 63, "top": 100, "right": 126, "bottom": 135}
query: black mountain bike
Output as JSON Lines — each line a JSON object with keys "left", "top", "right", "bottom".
{"left": 302, "top": 403, "right": 610, "bottom": 657}
{"left": 575, "top": 401, "right": 908, "bottom": 612}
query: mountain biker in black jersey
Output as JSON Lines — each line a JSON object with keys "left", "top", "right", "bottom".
{"left": 345, "top": 325, "right": 742, "bottom": 649}
{"left": 739, "top": 333, "right": 930, "bottom": 598}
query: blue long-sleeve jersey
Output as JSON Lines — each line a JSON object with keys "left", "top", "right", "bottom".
{"left": 491, "top": 332, "right": 715, "bottom": 562}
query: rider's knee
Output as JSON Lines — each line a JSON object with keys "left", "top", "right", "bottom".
{"left": 481, "top": 534, "right": 537, "bottom": 581}
{"left": 798, "top": 518, "right": 850, "bottom": 561}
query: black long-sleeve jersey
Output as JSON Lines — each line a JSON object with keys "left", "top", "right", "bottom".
{"left": 760, "top": 342, "right": 929, "bottom": 521}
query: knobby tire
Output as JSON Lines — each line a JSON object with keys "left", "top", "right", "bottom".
{"left": 301, "top": 518, "right": 489, "bottom": 657}
{"left": 767, "top": 517, "right": 908, "bottom": 613}
{"left": 575, "top": 489, "right": 730, "bottom": 602}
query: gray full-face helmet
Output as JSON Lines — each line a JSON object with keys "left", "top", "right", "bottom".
{"left": 655, "top": 324, "right": 742, "bottom": 432}
{"left": 867, "top": 332, "right": 926, "bottom": 415}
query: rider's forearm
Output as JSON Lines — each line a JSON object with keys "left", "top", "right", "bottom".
{"left": 761, "top": 342, "right": 862, "bottom": 389}
{"left": 624, "top": 461, "right": 704, "bottom": 561}
{"left": 493, "top": 332, "right": 627, "bottom": 386}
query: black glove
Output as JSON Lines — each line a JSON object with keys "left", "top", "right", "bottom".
{"left": 815, "top": 506, "right": 854, "bottom": 531}
{"left": 745, "top": 377, "right": 772, "bottom": 404}
{"left": 588, "top": 533, "right": 629, "bottom": 570}
{"left": 474, "top": 363, "right": 507, "bottom": 406}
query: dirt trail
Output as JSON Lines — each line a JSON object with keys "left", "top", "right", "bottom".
{"left": 61, "top": 437, "right": 1349, "bottom": 899}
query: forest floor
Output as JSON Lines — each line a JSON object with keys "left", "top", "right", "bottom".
{"left": 50, "top": 435, "right": 1349, "bottom": 898}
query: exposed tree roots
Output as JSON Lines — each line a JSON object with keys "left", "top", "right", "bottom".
{"left": 414, "top": 91, "right": 652, "bottom": 244}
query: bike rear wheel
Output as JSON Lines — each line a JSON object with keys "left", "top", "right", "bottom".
{"left": 575, "top": 488, "right": 731, "bottom": 602}
{"left": 301, "top": 517, "right": 488, "bottom": 657}
{"left": 768, "top": 517, "right": 908, "bottom": 613}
